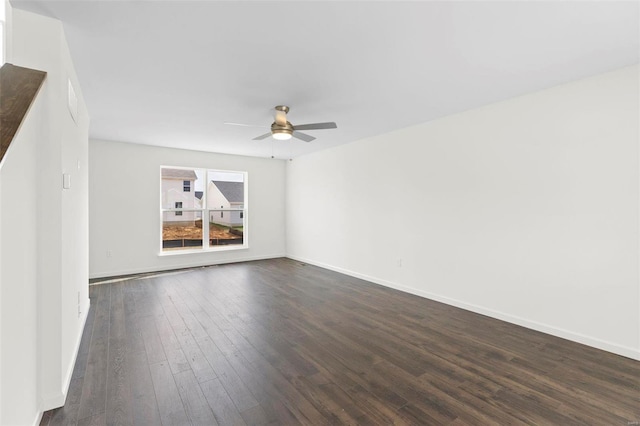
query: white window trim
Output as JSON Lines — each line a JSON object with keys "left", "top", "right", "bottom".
{"left": 159, "top": 166, "right": 248, "bottom": 255}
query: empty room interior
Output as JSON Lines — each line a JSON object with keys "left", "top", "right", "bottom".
{"left": 0, "top": 1, "right": 639, "bottom": 425}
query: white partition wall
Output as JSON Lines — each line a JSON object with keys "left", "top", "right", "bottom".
{"left": 0, "top": 0, "right": 12, "bottom": 64}
{"left": 286, "top": 65, "right": 640, "bottom": 361}
{"left": 0, "top": 7, "right": 90, "bottom": 425}
{"left": 0, "top": 0, "right": 5, "bottom": 64}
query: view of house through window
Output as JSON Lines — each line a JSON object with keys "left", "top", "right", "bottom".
{"left": 161, "top": 167, "right": 246, "bottom": 251}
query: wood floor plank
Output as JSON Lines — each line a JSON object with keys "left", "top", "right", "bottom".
{"left": 196, "top": 336, "right": 260, "bottom": 413}
{"left": 182, "top": 271, "right": 365, "bottom": 424}
{"left": 238, "top": 404, "right": 271, "bottom": 426}
{"left": 164, "top": 347, "right": 191, "bottom": 375}
{"left": 154, "top": 311, "right": 182, "bottom": 352}
{"left": 137, "top": 315, "right": 167, "bottom": 365}
{"left": 43, "top": 259, "right": 640, "bottom": 425}
{"left": 76, "top": 412, "right": 105, "bottom": 426}
{"left": 177, "top": 301, "right": 287, "bottom": 424}
{"left": 200, "top": 378, "right": 247, "bottom": 426}
{"left": 105, "top": 284, "right": 134, "bottom": 426}
{"left": 77, "top": 285, "right": 110, "bottom": 421}
{"left": 122, "top": 316, "right": 145, "bottom": 356}
{"left": 148, "top": 361, "right": 189, "bottom": 426}
{"left": 183, "top": 280, "right": 337, "bottom": 425}
{"left": 161, "top": 295, "right": 218, "bottom": 383}
{"left": 128, "top": 350, "right": 162, "bottom": 426}
{"left": 173, "top": 369, "right": 219, "bottom": 425}
{"left": 316, "top": 382, "right": 370, "bottom": 424}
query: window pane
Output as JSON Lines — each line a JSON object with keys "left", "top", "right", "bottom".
{"left": 161, "top": 168, "right": 203, "bottom": 209}
{"left": 209, "top": 210, "right": 244, "bottom": 247}
{"left": 207, "top": 171, "right": 244, "bottom": 212}
{"left": 206, "top": 171, "right": 245, "bottom": 248}
{"left": 161, "top": 167, "right": 246, "bottom": 252}
{"left": 162, "top": 210, "right": 203, "bottom": 251}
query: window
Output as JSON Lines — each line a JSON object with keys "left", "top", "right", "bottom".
{"left": 161, "top": 167, "right": 247, "bottom": 252}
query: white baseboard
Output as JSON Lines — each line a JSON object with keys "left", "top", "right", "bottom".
{"left": 32, "top": 411, "right": 43, "bottom": 426}
{"left": 40, "top": 391, "right": 64, "bottom": 415}
{"left": 89, "top": 253, "right": 286, "bottom": 280}
{"left": 287, "top": 255, "right": 640, "bottom": 361}
{"left": 62, "top": 298, "right": 91, "bottom": 392}
{"left": 40, "top": 297, "right": 91, "bottom": 412}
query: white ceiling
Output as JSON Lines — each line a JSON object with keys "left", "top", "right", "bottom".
{"left": 11, "top": 1, "right": 640, "bottom": 159}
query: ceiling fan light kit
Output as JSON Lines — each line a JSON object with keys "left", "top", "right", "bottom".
{"left": 272, "top": 129, "right": 292, "bottom": 140}
{"left": 271, "top": 116, "right": 294, "bottom": 140}
{"left": 225, "top": 105, "right": 337, "bottom": 143}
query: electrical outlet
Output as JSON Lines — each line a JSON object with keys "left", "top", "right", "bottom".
{"left": 397, "top": 259, "right": 403, "bottom": 267}
{"left": 107, "top": 250, "right": 112, "bottom": 258}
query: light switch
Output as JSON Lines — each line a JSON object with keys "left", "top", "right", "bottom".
{"left": 63, "top": 173, "right": 71, "bottom": 189}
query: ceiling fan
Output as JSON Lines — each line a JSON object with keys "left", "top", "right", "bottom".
{"left": 225, "top": 105, "right": 337, "bottom": 142}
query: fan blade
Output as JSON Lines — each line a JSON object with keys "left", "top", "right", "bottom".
{"left": 293, "top": 122, "right": 337, "bottom": 131}
{"left": 293, "top": 132, "right": 316, "bottom": 142}
{"left": 275, "top": 110, "right": 287, "bottom": 126}
{"left": 252, "top": 133, "right": 272, "bottom": 140}
{"left": 224, "top": 122, "right": 268, "bottom": 128}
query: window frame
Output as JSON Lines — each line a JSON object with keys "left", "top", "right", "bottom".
{"left": 159, "top": 166, "right": 248, "bottom": 255}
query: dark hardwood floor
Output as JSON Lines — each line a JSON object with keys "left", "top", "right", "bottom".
{"left": 41, "top": 258, "right": 640, "bottom": 425}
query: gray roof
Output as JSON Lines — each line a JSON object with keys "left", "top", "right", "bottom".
{"left": 162, "top": 168, "right": 197, "bottom": 180}
{"left": 211, "top": 180, "right": 244, "bottom": 203}
{"left": 195, "top": 191, "right": 203, "bottom": 200}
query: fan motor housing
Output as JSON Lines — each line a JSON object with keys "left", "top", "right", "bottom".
{"left": 271, "top": 121, "right": 294, "bottom": 138}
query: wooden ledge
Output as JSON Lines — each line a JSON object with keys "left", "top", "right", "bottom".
{"left": 0, "top": 63, "right": 47, "bottom": 165}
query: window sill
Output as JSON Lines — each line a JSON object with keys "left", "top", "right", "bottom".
{"left": 158, "top": 244, "right": 249, "bottom": 257}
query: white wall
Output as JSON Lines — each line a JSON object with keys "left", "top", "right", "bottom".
{"left": 0, "top": 164, "right": 2, "bottom": 425}
{"left": 1, "top": 1, "right": 5, "bottom": 64}
{"left": 286, "top": 65, "right": 640, "bottom": 360}
{"left": 0, "top": 76, "right": 44, "bottom": 426}
{"left": 1, "top": 0, "right": 12, "bottom": 65}
{"left": 0, "top": 165, "right": 2, "bottom": 425}
{"left": 89, "top": 140, "right": 286, "bottom": 278}
{"left": 0, "top": 7, "right": 90, "bottom": 424}
{"left": 58, "top": 21, "right": 90, "bottom": 403}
